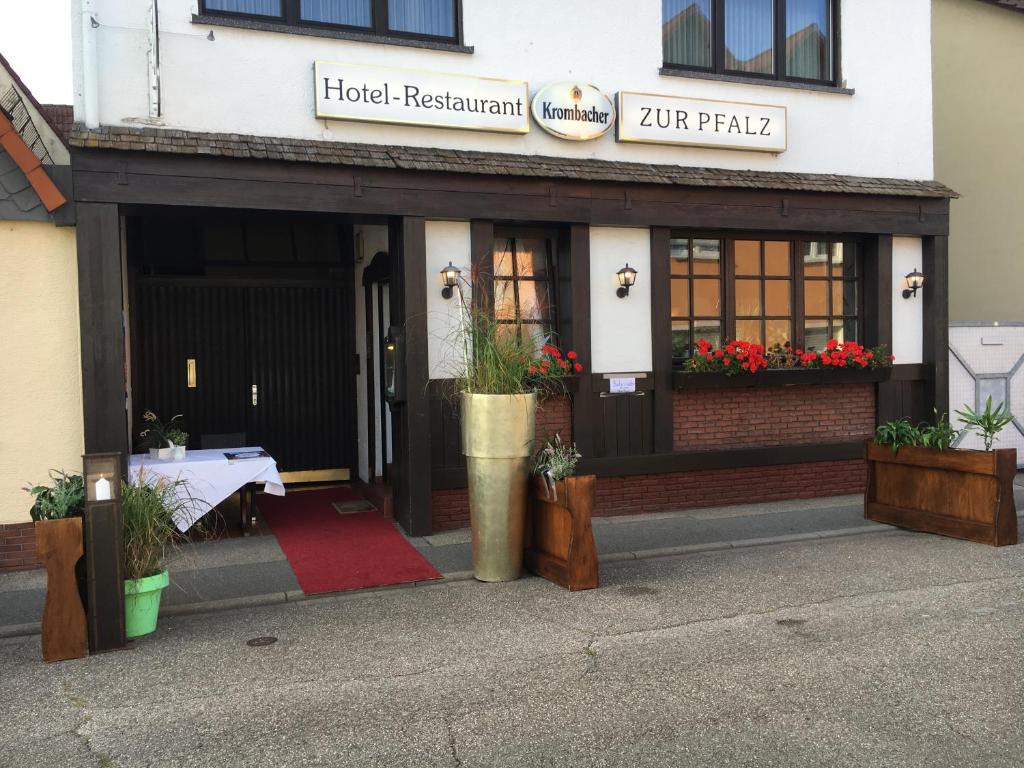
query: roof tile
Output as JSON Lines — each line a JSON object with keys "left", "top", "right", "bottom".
{"left": 68, "top": 124, "right": 958, "bottom": 199}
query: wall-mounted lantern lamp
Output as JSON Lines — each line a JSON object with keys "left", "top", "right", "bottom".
{"left": 616, "top": 263, "right": 638, "bottom": 298}
{"left": 82, "top": 451, "right": 126, "bottom": 653}
{"left": 901, "top": 268, "right": 925, "bottom": 299}
{"left": 440, "top": 262, "right": 461, "bottom": 299}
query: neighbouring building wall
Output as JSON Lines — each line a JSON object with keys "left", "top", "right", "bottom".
{"left": 933, "top": 0, "right": 1024, "bottom": 322}
{"left": 75, "top": 0, "right": 934, "bottom": 180}
{"left": 0, "top": 222, "right": 83, "bottom": 526}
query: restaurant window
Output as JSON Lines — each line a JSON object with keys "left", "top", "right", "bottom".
{"left": 670, "top": 235, "right": 860, "bottom": 363}
{"left": 662, "top": 0, "right": 836, "bottom": 84}
{"left": 201, "top": 0, "right": 460, "bottom": 42}
{"left": 493, "top": 236, "right": 558, "bottom": 349}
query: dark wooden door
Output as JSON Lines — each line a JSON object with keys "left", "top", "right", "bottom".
{"left": 133, "top": 281, "right": 249, "bottom": 447}
{"left": 132, "top": 279, "right": 355, "bottom": 473}
{"left": 247, "top": 283, "right": 354, "bottom": 472}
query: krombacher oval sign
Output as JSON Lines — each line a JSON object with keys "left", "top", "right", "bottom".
{"left": 531, "top": 82, "right": 615, "bottom": 141}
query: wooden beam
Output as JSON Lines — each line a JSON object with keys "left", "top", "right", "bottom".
{"left": 389, "top": 216, "right": 433, "bottom": 536}
{"left": 650, "top": 227, "right": 674, "bottom": 454}
{"left": 76, "top": 203, "right": 127, "bottom": 454}
{"left": 470, "top": 220, "right": 494, "bottom": 313}
{"left": 923, "top": 235, "right": 950, "bottom": 417}
{"left": 568, "top": 223, "right": 594, "bottom": 459}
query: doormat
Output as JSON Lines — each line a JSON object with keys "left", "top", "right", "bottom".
{"left": 258, "top": 487, "right": 441, "bottom": 595}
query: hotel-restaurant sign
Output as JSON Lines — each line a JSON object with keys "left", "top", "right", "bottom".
{"left": 313, "top": 62, "right": 786, "bottom": 152}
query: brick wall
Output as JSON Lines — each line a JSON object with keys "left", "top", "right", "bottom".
{"left": 535, "top": 395, "right": 572, "bottom": 444}
{"left": 0, "top": 521, "right": 40, "bottom": 572}
{"left": 432, "top": 460, "right": 866, "bottom": 530}
{"left": 674, "top": 384, "right": 875, "bottom": 451}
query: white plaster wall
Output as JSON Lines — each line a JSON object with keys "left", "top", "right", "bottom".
{"left": 589, "top": 227, "right": 652, "bottom": 374}
{"left": 81, "top": 0, "right": 934, "bottom": 179}
{"left": 0, "top": 223, "right": 84, "bottom": 524}
{"left": 891, "top": 236, "right": 924, "bottom": 365}
{"left": 425, "top": 220, "right": 471, "bottom": 380}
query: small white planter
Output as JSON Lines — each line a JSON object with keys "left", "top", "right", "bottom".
{"left": 150, "top": 447, "right": 174, "bottom": 460}
{"left": 171, "top": 445, "right": 186, "bottom": 461}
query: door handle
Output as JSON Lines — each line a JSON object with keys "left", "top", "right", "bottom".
{"left": 251, "top": 384, "right": 258, "bottom": 406}
{"left": 186, "top": 359, "right": 197, "bottom": 388}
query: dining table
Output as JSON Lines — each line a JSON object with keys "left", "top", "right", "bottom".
{"left": 127, "top": 447, "right": 285, "bottom": 533}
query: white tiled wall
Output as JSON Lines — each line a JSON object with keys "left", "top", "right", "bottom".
{"left": 948, "top": 323, "right": 1024, "bottom": 463}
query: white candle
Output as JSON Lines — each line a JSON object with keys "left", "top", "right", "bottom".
{"left": 94, "top": 476, "right": 111, "bottom": 501}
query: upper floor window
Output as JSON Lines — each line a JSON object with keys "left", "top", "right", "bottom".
{"left": 662, "top": 0, "right": 836, "bottom": 84}
{"left": 202, "top": 0, "right": 459, "bottom": 42}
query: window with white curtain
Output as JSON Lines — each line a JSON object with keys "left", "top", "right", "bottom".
{"left": 662, "top": 0, "right": 836, "bottom": 84}
{"left": 202, "top": 0, "right": 460, "bottom": 42}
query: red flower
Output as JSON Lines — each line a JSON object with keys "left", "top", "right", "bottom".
{"left": 723, "top": 357, "right": 732, "bottom": 365}
{"left": 705, "top": 354, "right": 713, "bottom": 362}
{"left": 528, "top": 366, "right": 537, "bottom": 375}
{"left": 573, "top": 362, "right": 583, "bottom": 373}
{"left": 715, "top": 349, "right": 724, "bottom": 358}
{"left": 567, "top": 350, "right": 577, "bottom": 360}
{"left": 826, "top": 339, "right": 839, "bottom": 351}
{"left": 559, "top": 359, "right": 569, "bottom": 369}
{"left": 888, "top": 354, "right": 896, "bottom": 361}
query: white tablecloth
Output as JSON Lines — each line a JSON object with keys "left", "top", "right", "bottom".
{"left": 128, "top": 447, "right": 285, "bottom": 532}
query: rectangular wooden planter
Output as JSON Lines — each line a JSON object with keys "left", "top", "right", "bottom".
{"left": 864, "top": 441, "right": 1018, "bottom": 546}
{"left": 525, "top": 474, "right": 599, "bottom": 591}
{"left": 674, "top": 367, "right": 891, "bottom": 389}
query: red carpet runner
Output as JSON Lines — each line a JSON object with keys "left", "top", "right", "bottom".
{"left": 258, "top": 487, "right": 441, "bottom": 595}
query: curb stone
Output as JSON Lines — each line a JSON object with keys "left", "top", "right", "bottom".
{"left": 0, "top": 524, "right": 902, "bottom": 639}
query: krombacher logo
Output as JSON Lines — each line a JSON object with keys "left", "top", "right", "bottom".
{"left": 540, "top": 101, "right": 611, "bottom": 125}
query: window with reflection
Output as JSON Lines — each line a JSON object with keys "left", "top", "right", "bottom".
{"left": 669, "top": 234, "right": 860, "bottom": 363}
{"left": 493, "top": 236, "right": 558, "bottom": 349}
{"left": 202, "top": 0, "right": 459, "bottom": 42}
{"left": 671, "top": 237, "right": 723, "bottom": 361}
{"left": 661, "top": 0, "right": 836, "bottom": 85}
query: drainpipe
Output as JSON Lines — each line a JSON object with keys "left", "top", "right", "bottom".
{"left": 146, "top": 0, "right": 161, "bottom": 118}
{"left": 81, "top": 0, "right": 100, "bottom": 128}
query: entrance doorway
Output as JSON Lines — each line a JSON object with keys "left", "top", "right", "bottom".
{"left": 127, "top": 209, "right": 359, "bottom": 476}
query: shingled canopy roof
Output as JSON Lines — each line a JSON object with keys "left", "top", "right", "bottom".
{"left": 69, "top": 125, "right": 957, "bottom": 200}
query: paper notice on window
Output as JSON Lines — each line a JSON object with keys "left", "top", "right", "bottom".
{"left": 608, "top": 377, "right": 636, "bottom": 394}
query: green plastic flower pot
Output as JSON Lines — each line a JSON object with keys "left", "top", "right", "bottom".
{"left": 124, "top": 570, "right": 169, "bottom": 638}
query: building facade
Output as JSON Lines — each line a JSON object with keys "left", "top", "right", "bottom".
{"left": 67, "top": 0, "right": 952, "bottom": 536}
{"left": 933, "top": 0, "right": 1024, "bottom": 461}
{"left": 0, "top": 53, "right": 77, "bottom": 570}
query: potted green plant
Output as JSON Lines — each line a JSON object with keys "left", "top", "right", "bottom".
{"left": 865, "top": 399, "right": 1017, "bottom": 546}
{"left": 25, "top": 471, "right": 88, "bottom": 661}
{"left": 526, "top": 435, "right": 598, "bottom": 591}
{"left": 138, "top": 410, "right": 189, "bottom": 461}
{"left": 121, "top": 471, "right": 189, "bottom": 638}
{"left": 453, "top": 292, "right": 582, "bottom": 582}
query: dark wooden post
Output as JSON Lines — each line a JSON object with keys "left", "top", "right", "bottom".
{"left": 650, "top": 227, "right": 673, "bottom": 454}
{"left": 388, "top": 216, "right": 432, "bottom": 536}
{"left": 568, "top": 224, "right": 594, "bottom": 459}
{"left": 76, "top": 203, "right": 128, "bottom": 652}
{"left": 922, "top": 235, "right": 949, "bottom": 418}
{"left": 865, "top": 235, "right": 896, "bottom": 424}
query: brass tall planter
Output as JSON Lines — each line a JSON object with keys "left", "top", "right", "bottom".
{"left": 461, "top": 392, "right": 537, "bottom": 582}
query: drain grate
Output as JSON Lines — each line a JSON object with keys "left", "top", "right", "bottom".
{"left": 246, "top": 636, "right": 278, "bottom": 647}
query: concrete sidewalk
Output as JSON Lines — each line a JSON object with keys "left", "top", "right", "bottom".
{"left": 3, "top": 485, "right": 1023, "bottom": 635}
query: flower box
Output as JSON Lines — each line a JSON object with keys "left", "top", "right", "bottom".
{"left": 864, "top": 441, "right": 1018, "bottom": 546}
{"left": 525, "top": 475, "right": 598, "bottom": 591}
{"left": 673, "top": 367, "right": 891, "bottom": 389}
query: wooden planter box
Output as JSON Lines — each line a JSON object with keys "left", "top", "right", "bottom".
{"left": 674, "top": 367, "right": 891, "bottom": 389}
{"left": 865, "top": 441, "right": 1018, "bottom": 546}
{"left": 525, "top": 475, "right": 598, "bottom": 591}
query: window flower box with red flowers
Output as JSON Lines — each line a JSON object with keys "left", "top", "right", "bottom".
{"left": 673, "top": 339, "right": 894, "bottom": 389}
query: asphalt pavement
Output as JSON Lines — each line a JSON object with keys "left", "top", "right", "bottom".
{"left": 1, "top": 527, "right": 1022, "bottom": 767}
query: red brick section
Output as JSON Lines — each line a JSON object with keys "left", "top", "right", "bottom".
{"left": 432, "top": 459, "right": 866, "bottom": 530}
{"left": 0, "top": 522, "right": 41, "bottom": 572}
{"left": 431, "top": 386, "right": 872, "bottom": 531}
{"left": 674, "top": 384, "right": 875, "bottom": 451}
{"left": 535, "top": 395, "right": 572, "bottom": 444}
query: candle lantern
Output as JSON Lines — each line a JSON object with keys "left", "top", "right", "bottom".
{"left": 82, "top": 451, "right": 126, "bottom": 653}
